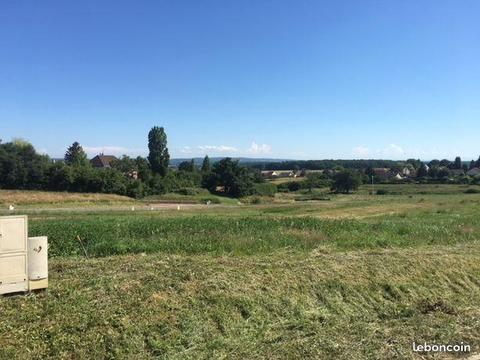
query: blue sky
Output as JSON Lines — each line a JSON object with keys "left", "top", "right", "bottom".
{"left": 1, "top": 0, "right": 479, "bottom": 160}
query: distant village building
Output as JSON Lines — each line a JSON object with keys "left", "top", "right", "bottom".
{"left": 261, "top": 170, "right": 297, "bottom": 179}
{"left": 400, "top": 167, "right": 412, "bottom": 177}
{"left": 467, "top": 167, "right": 480, "bottom": 176}
{"left": 372, "top": 168, "right": 392, "bottom": 180}
{"left": 261, "top": 171, "right": 280, "bottom": 178}
{"left": 90, "top": 154, "right": 118, "bottom": 168}
{"left": 372, "top": 168, "right": 407, "bottom": 181}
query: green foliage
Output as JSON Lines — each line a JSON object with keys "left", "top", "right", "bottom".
{"left": 174, "top": 187, "right": 207, "bottom": 196}
{"left": 303, "top": 172, "right": 331, "bottom": 190}
{"left": 439, "top": 159, "right": 451, "bottom": 167}
{"left": 295, "top": 192, "right": 330, "bottom": 201}
{"left": 331, "top": 170, "right": 362, "bottom": 194}
{"left": 249, "top": 159, "right": 402, "bottom": 171}
{"left": 148, "top": 126, "right": 170, "bottom": 176}
{"left": 253, "top": 182, "right": 277, "bottom": 196}
{"left": 464, "top": 188, "right": 480, "bottom": 194}
{"left": 203, "top": 158, "right": 255, "bottom": 197}
{"left": 64, "top": 141, "right": 89, "bottom": 167}
{"left": 453, "top": 156, "right": 462, "bottom": 169}
{"left": 201, "top": 155, "right": 211, "bottom": 172}
{"left": 178, "top": 159, "right": 195, "bottom": 172}
{"left": 416, "top": 164, "right": 429, "bottom": 178}
{"left": 111, "top": 155, "right": 137, "bottom": 173}
{"left": 278, "top": 181, "right": 302, "bottom": 192}
{"left": 0, "top": 140, "right": 50, "bottom": 189}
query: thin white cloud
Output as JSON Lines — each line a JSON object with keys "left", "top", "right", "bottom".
{"left": 198, "top": 145, "right": 238, "bottom": 153}
{"left": 178, "top": 142, "right": 272, "bottom": 157}
{"left": 83, "top": 146, "right": 144, "bottom": 157}
{"left": 351, "top": 144, "right": 406, "bottom": 159}
{"left": 180, "top": 146, "right": 193, "bottom": 154}
{"left": 246, "top": 142, "right": 272, "bottom": 155}
{"left": 352, "top": 145, "right": 370, "bottom": 157}
{"left": 381, "top": 143, "right": 404, "bottom": 157}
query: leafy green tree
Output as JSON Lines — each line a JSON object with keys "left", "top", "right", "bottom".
{"left": 46, "top": 163, "right": 73, "bottom": 191}
{"left": 201, "top": 155, "right": 211, "bottom": 172}
{"left": 178, "top": 159, "right": 195, "bottom": 172}
{"left": 469, "top": 160, "right": 476, "bottom": 170}
{"left": 416, "top": 164, "right": 429, "bottom": 178}
{"left": 148, "top": 126, "right": 170, "bottom": 176}
{"left": 135, "top": 157, "right": 152, "bottom": 182}
{"left": 64, "top": 142, "right": 89, "bottom": 167}
{"left": 203, "top": 158, "right": 254, "bottom": 197}
{"left": 453, "top": 156, "right": 462, "bottom": 169}
{"left": 111, "top": 155, "right": 137, "bottom": 173}
{"left": 475, "top": 156, "right": 480, "bottom": 168}
{"left": 0, "top": 140, "right": 50, "bottom": 189}
{"left": 439, "top": 159, "right": 451, "bottom": 167}
{"left": 406, "top": 159, "right": 422, "bottom": 170}
{"left": 438, "top": 167, "right": 450, "bottom": 178}
{"left": 331, "top": 170, "right": 361, "bottom": 194}
{"left": 304, "top": 172, "right": 330, "bottom": 191}
{"left": 428, "top": 166, "right": 439, "bottom": 178}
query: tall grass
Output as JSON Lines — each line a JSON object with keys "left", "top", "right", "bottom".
{"left": 30, "top": 210, "right": 480, "bottom": 258}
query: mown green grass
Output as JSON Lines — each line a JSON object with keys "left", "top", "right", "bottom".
{"left": 3, "top": 185, "right": 480, "bottom": 359}
{"left": 1, "top": 246, "right": 480, "bottom": 359}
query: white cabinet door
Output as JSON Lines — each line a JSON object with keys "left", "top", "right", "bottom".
{"left": 0, "top": 216, "right": 27, "bottom": 253}
{"left": 0, "top": 253, "right": 27, "bottom": 284}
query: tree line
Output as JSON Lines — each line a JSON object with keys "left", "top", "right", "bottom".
{"left": 1, "top": 128, "right": 479, "bottom": 198}
{"left": 0, "top": 127, "right": 262, "bottom": 198}
{"left": 249, "top": 157, "right": 480, "bottom": 172}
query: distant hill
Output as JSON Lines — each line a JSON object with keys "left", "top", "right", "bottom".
{"left": 169, "top": 157, "right": 291, "bottom": 166}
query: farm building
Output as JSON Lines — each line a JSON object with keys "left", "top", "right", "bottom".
{"left": 261, "top": 170, "right": 297, "bottom": 179}
{"left": 372, "top": 168, "right": 393, "bottom": 180}
{"left": 372, "top": 168, "right": 406, "bottom": 181}
{"left": 90, "top": 154, "right": 118, "bottom": 168}
{"left": 399, "top": 167, "right": 413, "bottom": 176}
{"left": 467, "top": 167, "right": 480, "bottom": 176}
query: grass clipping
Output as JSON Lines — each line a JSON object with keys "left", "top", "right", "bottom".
{"left": 1, "top": 245, "right": 480, "bottom": 359}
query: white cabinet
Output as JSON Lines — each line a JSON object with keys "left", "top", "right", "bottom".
{"left": 28, "top": 236, "right": 48, "bottom": 290}
{"left": 0, "top": 216, "right": 28, "bottom": 295}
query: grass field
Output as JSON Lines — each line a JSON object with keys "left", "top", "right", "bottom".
{"left": 0, "top": 189, "right": 135, "bottom": 206}
{"left": 2, "top": 184, "right": 480, "bottom": 359}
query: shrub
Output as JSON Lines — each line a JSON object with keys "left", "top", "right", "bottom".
{"left": 376, "top": 189, "right": 389, "bottom": 195}
{"left": 200, "top": 197, "right": 221, "bottom": 204}
{"left": 287, "top": 181, "right": 301, "bottom": 192}
{"left": 174, "top": 187, "right": 207, "bottom": 196}
{"left": 464, "top": 188, "right": 480, "bottom": 194}
{"left": 251, "top": 196, "right": 263, "bottom": 204}
{"left": 331, "top": 170, "right": 362, "bottom": 194}
{"left": 254, "top": 183, "right": 278, "bottom": 196}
